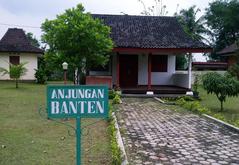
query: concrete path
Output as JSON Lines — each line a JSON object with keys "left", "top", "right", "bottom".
{"left": 116, "top": 98, "right": 239, "bottom": 165}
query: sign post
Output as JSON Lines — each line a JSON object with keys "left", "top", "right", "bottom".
{"left": 76, "top": 116, "right": 81, "bottom": 165}
{"left": 47, "top": 85, "right": 108, "bottom": 165}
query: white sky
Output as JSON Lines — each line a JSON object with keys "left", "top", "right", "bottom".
{"left": 0, "top": 0, "right": 212, "bottom": 61}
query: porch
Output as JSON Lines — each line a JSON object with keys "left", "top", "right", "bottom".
{"left": 121, "top": 85, "right": 189, "bottom": 94}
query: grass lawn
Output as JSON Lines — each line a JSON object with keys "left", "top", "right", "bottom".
{"left": 198, "top": 86, "right": 239, "bottom": 126}
{"left": 0, "top": 81, "right": 112, "bottom": 165}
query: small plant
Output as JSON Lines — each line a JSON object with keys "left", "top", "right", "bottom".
{"left": 180, "top": 95, "right": 195, "bottom": 101}
{"left": 176, "top": 98, "right": 187, "bottom": 106}
{"left": 112, "top": 94, "right": 121, "bottom": 104}
{"left": 0, "top": 62, "right": 27, "bottom": 88}
{"left": 107, "top": 103, "right": 122, "bottom": 165}
{"left": 176, "top": 97, "right": 210, "bottom": 114}
{"left": 109, "top": 90, "right": 117, "bottom": 99}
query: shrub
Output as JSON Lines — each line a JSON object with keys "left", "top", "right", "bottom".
{"left": 35, "top": 67, "right": 48, "bottom": 84}
{"left": 176, "top": 98, "right": 187, "bottom": 106}
{"left": 109, "top": 90, "right": 117, "bottom": 99}
{"left": 180, "top": 95, "right": 195, "bottom": 101}
{"left": 107, "top": 104, "right": 122, "bottom": 165}
{"left": 198, "top": 107, "right": 210, "bottom": 114}
{"left": 112, "top": 95, "right": 121, "bottom": 104}
{"left": 176, "top": 98, "right": 210, "bottom": 114}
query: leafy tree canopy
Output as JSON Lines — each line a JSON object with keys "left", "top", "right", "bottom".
{"left": 41, "top": 4, "right": 113, "bottom": 79}
{"left": 205, "top": 0, "right": 239, "bottom": 59}
{"left": 26, "top": 32, "right": 40, "bottom": 48}
{"left": 202, "top": 72, "right": 239, "bottom": 111}
{"left": 176, "top": 5, "right": 209, "bottom": 43}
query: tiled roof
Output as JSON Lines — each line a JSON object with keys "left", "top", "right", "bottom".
{"left": 217, "top": 43, "right": 238, "bottom": 55}
{"left": 0, "top": 28, "right": 44, "bottom": 54}
{"left": 92, "top": 14, "right": 210, "bottom": 49}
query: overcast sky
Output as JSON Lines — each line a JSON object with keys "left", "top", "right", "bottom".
{"left": 0, "top": 0, "right": 212, "bottom": 61}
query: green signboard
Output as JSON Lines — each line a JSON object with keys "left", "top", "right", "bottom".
{"left": 47, "top": 85, "right": 109, "bottom": 165}
{"left": 47, "top": 85, "right": 108, "bottom": 118}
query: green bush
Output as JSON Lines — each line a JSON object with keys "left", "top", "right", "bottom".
{"left": 197, "top": 107, "right": 210, "bottom": 114}
{"left": 112, "top": 95, "right": 121, "bottom": 104}
{"left": 176, "top": 98, "right": 187, "bottom": 105}
{"left": 35, "top": 68, "right": 48, "bottom": 84}
{"left": 180, "top": 95, "right": 195, "bottom": 101}
{"left": 109, "top": 90, "right": 117, "bottom": 99}
{"left": 176, "top": 98, "right": 210, "bottom": 114}
{"left": 107, "top": 104, "right": 122, "bottom": 165}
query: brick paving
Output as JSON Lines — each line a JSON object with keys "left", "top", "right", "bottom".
{"left": 116, "top": 98, "right": 239, "bottom": 165}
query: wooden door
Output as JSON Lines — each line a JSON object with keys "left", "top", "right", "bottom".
{"left": 119, "top": 55, "right": 138, "bottom": 87}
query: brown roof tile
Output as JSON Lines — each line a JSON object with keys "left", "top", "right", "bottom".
{"left": 92, "top": 14, "right": 211, "bottom": 49}
{"left": 0, "top": 28, "right": 44, "bottom": 54}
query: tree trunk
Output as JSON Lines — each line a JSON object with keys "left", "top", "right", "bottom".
{"left": 16, "top": 79, "right": 18, "bottom": 88}
{"left": 74, "top": 68, "right": 78, "bottom": 85}
{"left": 220, "top": 101, "right": 223, "bottom": 111}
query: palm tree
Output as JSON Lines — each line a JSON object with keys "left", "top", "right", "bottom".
{"left": 176, "top": 5, "right": 210, "bottom": 43}
{"left": 0, "top": 62, "right": 27, "bottom": 88}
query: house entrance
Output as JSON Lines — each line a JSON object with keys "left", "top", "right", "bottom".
{"left": 119, "top": 55, "right": 138, "bottom": 87}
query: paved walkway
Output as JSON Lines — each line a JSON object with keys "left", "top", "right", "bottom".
{"left": 116, "top": 98, "right": 239, "bottom": 165}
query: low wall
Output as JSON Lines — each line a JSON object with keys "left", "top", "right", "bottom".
{"left": 173, "top": 71, "right": 189, "bottom": 89}
{"left": 86, "top": 76, "right": 112, "bottom": 88}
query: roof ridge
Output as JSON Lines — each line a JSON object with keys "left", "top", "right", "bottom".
{"left": 91, "top": 13, "right": 176, "bottom": 19}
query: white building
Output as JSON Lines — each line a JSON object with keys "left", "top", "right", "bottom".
{"left": 0, "top": 28, "right": 43, "bottom": 81}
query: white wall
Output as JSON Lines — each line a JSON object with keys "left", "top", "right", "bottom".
{"left": 173, "top": 71, "right": 189, "bottom": 88}
{"left": 152, "top": 55, "right": 176, "bottom": 85}
{"left": 138, "top": 54, "right": 176, "bottom": 85}
{"left": 0, "top": 53, "right": 39, "bottom": 80}
{"left": 0, "top": 54, "right": 9, "bottom": 79}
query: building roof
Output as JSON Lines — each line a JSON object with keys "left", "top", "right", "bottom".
{"left": 0, "top": 28, "right": 44, "bottom": 54}
{"left": 217, "top": 43, "right": 238, "bottom": 55}
{"left": 92, "top": 14, "right": 211, "bottom": 50}
{"left": 192, "top": 62, "right": 228, "bottom": 70}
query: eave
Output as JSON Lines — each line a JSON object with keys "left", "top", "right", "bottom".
{"left": 113, "top": 47, "right": 212, "bottom": 54}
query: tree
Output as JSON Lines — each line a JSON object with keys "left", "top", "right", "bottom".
{"left": 176, "top": 55, "right": 187, "bottom": 70}
{"left": 176, "top": 5, "right": 209, "bottom": 43}
{"left": 205, "top": 0, "right": 239, "bottom": 59}
{"left": 41, "top": 4, "right": 113, "bottom": 84}
{"left": 228, "top": 63, "right": 239, "bottom": 80}
{"left": 0, "top": 63, "right": 27, "bottom": 88}
{"left": 26, "top": 32, "right": 40, "bottom": 48}
{"left": 175, "top": 6, "right": 210, "bottom": 68}
{"left": 202, "top": 72, "right": 239, "bottom": 111}
{"left": 138, "top": 0, "right": 168, "bottom": 16}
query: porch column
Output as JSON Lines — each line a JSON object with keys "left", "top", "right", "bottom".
{"left": 148, "top": 53, "right": 152, "bottom": 90}
{"left": 188, "top": 53, "right": 192, "bottom": 89}
{"left": 116, "top": 52, "right": 120, "bottom": 88}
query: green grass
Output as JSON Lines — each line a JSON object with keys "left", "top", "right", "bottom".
{"left": 0, "top": 81, "right": 112, "bottom": 165}
{"left": 198, "top": 86, "right": 239, "bottom": 126}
